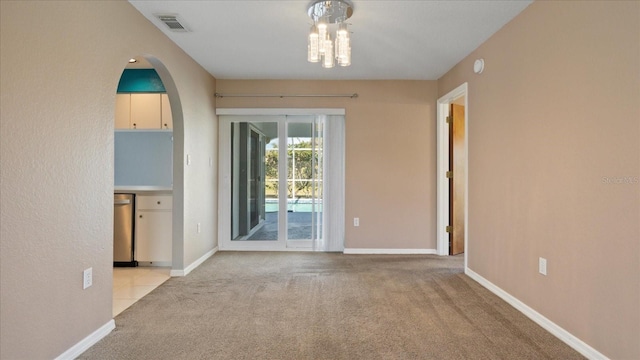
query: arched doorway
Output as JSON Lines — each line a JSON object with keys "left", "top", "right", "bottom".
{"left": 112, "top": 55, "right": 184, "bottom": 316}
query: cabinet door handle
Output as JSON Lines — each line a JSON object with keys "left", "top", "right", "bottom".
{"left": 133, "top": 123, "right": 137, "bottom": 129}
{"left": 139, "top": 214, "right": 143, "bottom": 218}
{"left": 157, "top": 201, "right": 161, "bottom": 205}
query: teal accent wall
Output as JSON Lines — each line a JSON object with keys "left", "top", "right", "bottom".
{"left": 117, "top": 69, "right": 166, "bottom": 93}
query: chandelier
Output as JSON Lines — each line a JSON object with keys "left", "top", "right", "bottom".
{"left": 307, "top": 0, "right": 353, "bottom": 68}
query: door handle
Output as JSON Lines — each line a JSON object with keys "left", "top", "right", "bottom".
{"left": 114, "top": 199, "right": 131, "bottom": 205}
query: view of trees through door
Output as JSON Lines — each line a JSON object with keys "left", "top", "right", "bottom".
{"left": 229, "top": 118, "right": 323, "bottom": 248}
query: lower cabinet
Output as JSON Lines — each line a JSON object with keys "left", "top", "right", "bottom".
{"left": 135, "top": 195, "right": 172, "bottom": 265}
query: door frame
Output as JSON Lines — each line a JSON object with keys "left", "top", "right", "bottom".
{"left": 436, "top": 83, "right": 469, "bottom": 267}
{"left": 220, "top": 115, "right": 286, "bottom": 250}
{"left": 216, "top": 108, "right": 344, "bottom": 251}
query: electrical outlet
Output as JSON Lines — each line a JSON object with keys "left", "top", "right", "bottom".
{"left": 197, "top": 223, "right": 201, "bottom": 234}
{"left": 354, "top": 217, "right": 359, "bottom": 227}
{"left": 538, "top": 257, "right": 547, "bottom": 276}
{"left": 83, "top": 268, "right": 93, "bottom": 289}
{"left": 186, "top": 154, "right": 191, "bottom": 166}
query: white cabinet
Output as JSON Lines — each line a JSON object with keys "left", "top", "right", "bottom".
{"left": 161, "top": 93, "right": 173, "bottom": 130}
{"left": 131, "top": 93, "right": 161, "bottom": 129}
{"left": 137, "top": 195, "right": 172, "bottom": 210}
{"left": 135, "top": 195, "right": 172, "bottom": 265}
{"left": 114, "top": 93, "right": 172, "bottom": 130}
{"left": 115, "top": 94, "right": 131, "bottom": 129}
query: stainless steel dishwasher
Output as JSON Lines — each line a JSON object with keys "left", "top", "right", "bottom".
{"left": 114, "top": 194, "right": 137, "bottom": 267}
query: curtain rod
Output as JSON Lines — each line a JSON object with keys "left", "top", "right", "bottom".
{"left": 214, "top": 93, "right": 358, "bottom": 99}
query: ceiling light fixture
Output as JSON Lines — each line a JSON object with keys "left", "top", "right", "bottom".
{"left": 307, "top": 0, "right": 353, "bottom": 68}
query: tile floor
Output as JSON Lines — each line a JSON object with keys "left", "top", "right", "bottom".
{"left": 112, "top": 267, "right": 171, "bottom": 317}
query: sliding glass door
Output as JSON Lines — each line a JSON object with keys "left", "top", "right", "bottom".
{"left": 229, "top": 121, "right": 276, "bottom": 241}
{"left": 219, "top": 112, "right": 342, "bottom": 251}
{"left": 286, "top": 118, "right": 323, "bottom": 248}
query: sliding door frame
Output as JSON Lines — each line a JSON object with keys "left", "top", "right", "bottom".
{"left": 217, "top": 108, "right": 345, "bottom": 252}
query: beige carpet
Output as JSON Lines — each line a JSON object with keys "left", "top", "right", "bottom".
{"left": 80, "top": 252, "right": 584, "bottom": 359}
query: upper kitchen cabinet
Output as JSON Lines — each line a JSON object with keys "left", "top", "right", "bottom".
{"left": 131, "top": 93, "right": 161, "bottom": 129}
{"left": 115, "top": 69, "right": 172, "bottom": 130}
{"left": 161, "top": 94, "right": 172, "bottom": 130}
{"left": 115, "top": 94, "right": 172, "bottom": 130}
{"left": 115, "top": 94, "right": 131, "bottom": 129}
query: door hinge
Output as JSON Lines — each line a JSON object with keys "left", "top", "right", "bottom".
{"left": 446, "top": 171, "right": 453, "bottom": 179}
{"left": 446, "top": 226, "right": 453, "bottom": 233}
{"left": 446, "top": 116, "right": 451, "bottom": 124}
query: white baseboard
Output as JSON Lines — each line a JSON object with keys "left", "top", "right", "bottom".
{"left": 465, "top": 268, "right": 608, "bottom": 360}
{"left": 343, "top": 248, "right": 437, "bottom": 255}
{"left": 55, "top": 319, "right": 115, "bottom": 360}
{"left": 170, "top": 246, "right": 218, "bottom": 277}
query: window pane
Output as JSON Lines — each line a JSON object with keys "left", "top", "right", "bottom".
{"left": 230, "top": 122, "right": 278, "bottom": 241}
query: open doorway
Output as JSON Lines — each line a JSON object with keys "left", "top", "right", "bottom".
{"left": 112, "top": 55, "right": 183, "bottom": 316}
{"left": 449, "top": 100, "right": 465, "bottom": 255}
{"left": 437, "top": 83, "right": 468, "bottom": 266}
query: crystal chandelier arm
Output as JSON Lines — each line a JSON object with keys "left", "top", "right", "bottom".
{"left": 308, "top": 25, "right": 320, "bottom": 62}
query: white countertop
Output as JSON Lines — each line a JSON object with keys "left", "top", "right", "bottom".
{"left": 115, "top": 186, "right": 172, "bottom": 193}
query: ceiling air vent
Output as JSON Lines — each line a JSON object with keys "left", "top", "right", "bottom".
{"left": 156, "top": 14, "right": 189, "bottom": 32}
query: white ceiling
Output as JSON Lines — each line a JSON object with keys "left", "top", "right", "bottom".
{"left": 128, "top": 0, "right": 532, "bottom": 80}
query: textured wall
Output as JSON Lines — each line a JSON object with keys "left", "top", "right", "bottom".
{"left": 438, "top": 1, "right": 639, "bottom": 358}
{"left": 216, "top": 80, "right": 438, "bottom": 250}
{"left": 0, "top": 1, "right": 217, "bottom": 358}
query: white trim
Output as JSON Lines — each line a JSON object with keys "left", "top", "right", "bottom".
{"left": 170, "top": 246, "right": 217, "bottom": 277}
{"left": 216, "top": 108, "right": 345, "bottom": 116}
{"left": 54, "top": 320, "right": 115, "bottom": 360}
{"left": 287, "top": 239, "right": 313, "bottom": 248}
{"left": 465, "top": 268, "right": 609, "bottom": 360}
{"left": 343, "top": 248, "right": 437, "bottom": 255}
{"left": 436, "top": 83, "right": 469, "bottom": 270}
{"left": 219, "top": 247, "right": 314, "bottom": 252}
